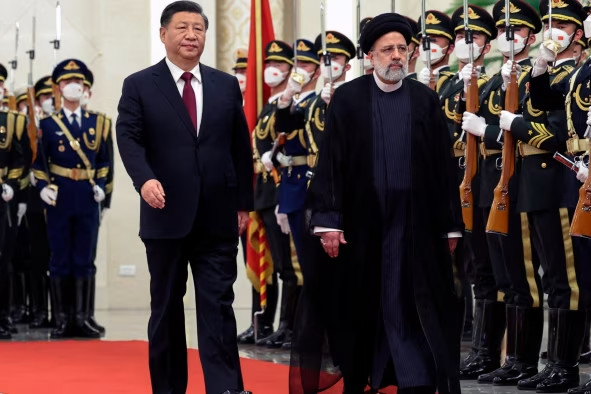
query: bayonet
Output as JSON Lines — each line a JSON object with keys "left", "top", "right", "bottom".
{"left": 321, "top": 1, "right": 332, "bottom": 84}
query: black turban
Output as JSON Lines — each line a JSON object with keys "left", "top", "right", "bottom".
{"left": 359, "top": 12, "right": 413, "bottom": 53}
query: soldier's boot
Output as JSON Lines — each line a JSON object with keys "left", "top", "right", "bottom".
{"left": 50, "top": 276, "right": 71, "bottom": 339}
{"left": 518, "top": 308, "right": 557, "bottom": 390}
{"left": 238, "top": 285, "right": 276, "bottom": 344}
{"left": 10, "top": 272, "right": 28, "bottom": 324}
{"left": 578, "top": 312, "right": 590, "bottom": 364}
{"left": 257, "top": 281, "right": 298, "bottom": 348}
{"left": 0, "top": 274, "right": 12, "bottom": 339}
{"left": 493, "top": 306, "right": 543, "bottom": 385}
{"left": 567, "top": 377, "right": 591, "bottom": 394}
{"left": 87, "top": 275, "right": 105, "bottom": 336}
{"left": 29, "top": 272, "right": 50, "bottom": 329}
{"left": 536, "top": 309, "right": 585, "bottom": 393}
{"left": 71, "top": 277, "right": 101, "bottom": 338}
{"left": 478, "top": 304, "right": 517, "bottom": 383}
{"left": 459, "top": 300, "right": 505, "bottom": 380}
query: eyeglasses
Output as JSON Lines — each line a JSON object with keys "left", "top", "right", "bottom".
{"left": 375, "top": 45, "right": 408, "bottom": 56}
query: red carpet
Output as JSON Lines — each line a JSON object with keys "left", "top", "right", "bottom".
{"left": 0, "top": 340, "right": 295, "bottom": 393}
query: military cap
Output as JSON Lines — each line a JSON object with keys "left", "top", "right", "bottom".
{"left": 314, "top": 31, "right": 356, "bottom": 59}
{"left": 540, "top": 0, "right": 585, "bottom": 27}
{"left": 360, "top": 13, "right": 413, "bottom": 53}
{"left": 84, "top": 68, "right": 94, "bottom": 88}
{"left": 403, "top": 16, "right": 421, "bottom": 45}
{"left": 52, "top": 58, "right": 88, "bottom": 84}
{"left": 295, "top": 39, "right": 320, "bottom": 65}
{"left": 452, "top": 5, "right": 498, "bottom": 39}
{"left": 232, "top": 48, "right": 248, "bottom": 70}
{"left": 265, "top": 40, "right": 294, "bottom": 65}
{"left": 34, "top": 76, "right": 53, "bottom": 98}
{"left": 492, "top": 0, "right": 542, "bottom": 33}
{"left": 418, "top": 11, "right": 455, "bottom": 41}
{"left": 0, "top": 64, "right": 6, "bottom": 83}
{"left": 360, "top": 17, "right": 373, "bottom": 35}
{"left": 1, "top": 97, "right": 7, "bottom": 107}
{"left": 577, "top": 38, "right": 589, "bottom": 48}
{"left": 15, "top": 87, "right": 28, "bottom": 106}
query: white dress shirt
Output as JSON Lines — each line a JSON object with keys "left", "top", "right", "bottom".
{"left": 62, "top": 106, "right": 82, "bottom": 127}
{"left": 165, "top": 57, "right": 204, "bottom": 135}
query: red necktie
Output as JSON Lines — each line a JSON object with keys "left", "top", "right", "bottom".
{"left": 181, "top": 72, "right": 197, "bottom": 131}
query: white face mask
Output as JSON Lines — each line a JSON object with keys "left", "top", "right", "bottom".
{"left": 40, "top": 98, "right": 55, "bottom": 114}
{"left": 497, "top": 31, "right": 528, "bottom": 57}
{"left": 235, "top": 73, "right": 246, "bottom": 93}
{"left": 320, "top": 61, "right": 345, "bottom": 80}
{"left": 294, "top": 67, "right": 313, "bottom": 86}
{"left": 264, "top": 66, "right": 287, "bottom": 87}
{"left": 80, "top": 90, "right": 90, "bottom": 106}
{"left": 454, "top": 39, "right": 484, "bottom": 62}
{"left": 19, "top": 105, "right": 28, "bottom": 115}
{"left": 585, "top": 15, "right": 591, "bottom": 38}
{"left": 419, "top": 43, "right": 449, "bottom": 64}
{"left": 543, "top": 28, "right": 574, "bottom": 54}
{"left": 61, "top": 82, "right": 84, "bottom": 102}
{"left": 363, "top": 55, "right": 373, "bottom": 71}
{"left": 0, "top": 89, "right": 4, "bottom": 102}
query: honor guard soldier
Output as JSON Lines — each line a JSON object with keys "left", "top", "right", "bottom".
{"left": 360, "top": 18, "right": 375, "bottom": 75}
{"left": 81, "top": 67, "right": 111, "bottom": 337}
{"left": 402, "top": 16, "right": 421, "bottom": 80}
{"left": 232, "top": 48, "right": 248, "bottom": 99}
{"left": 0, "top": 94, "right": 27, "bottom": 339}
{"left": 237, "top": 40, "right": 292, "bottom": 345}
{"left": 267, "top": 38, "right": 320, "bottom": 349}
{"left": 499, "top": 0, "right": 588, "bottom": 391}
{"left": 32, "top": 58, "right": 110, "bottom": 339}
{"left": 417, "top": 10, "right": 457, "bottom": 95}
{"left": 306, "top": 31, "right": 356, "bottom": 169}
{"left": 24, "top": 76, "right": 54, "bottom": 329}
{"left": 450, "top": 4, "right": 506, "bottom": 380}
{"left": 461, "top": 0, "right": 543, "bottom": 385}
{"left": 574, "top": 37, "right": 588, "bottom": 67}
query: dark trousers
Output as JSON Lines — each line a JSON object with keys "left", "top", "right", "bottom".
{"left": 259, "top": 207, "right": 296, "bottom": 284}
{"left": 466, "top": 206, "right": 497, "bottom": 300}
{"left": 569, "top": 209, "right": 591, "bottom": 309}
{"left": 142, "top": 226, "right": 243, "bottom": 394}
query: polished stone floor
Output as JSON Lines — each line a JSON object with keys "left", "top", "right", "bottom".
{"left": 4, "top": 307, "right": 591, "bottom": 393}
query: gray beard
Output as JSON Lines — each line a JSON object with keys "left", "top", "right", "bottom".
{"left": 375, "top": 63, "right": 408, "bottom": 82}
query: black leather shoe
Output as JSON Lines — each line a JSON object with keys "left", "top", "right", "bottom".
{"left": 237, "top": 324, "right": 255, "bottom": 344}
{"left": 264, "top": 326, "right": 292, "bottom": 348}
{"left": 0, "top": 318, "right": 18, "bottom": 334}
{"left": 567, "top": 378, "right": 591, "bottom": 394}
{"left": 220, "top": 391, "right": 252, "bottom": 394}
{"left": 492, "top": 362, "right": 538, "bottom": 386}
{"left": 478, "top": 357, "right": 515, "bottom": 384}
{"left": 579, "top": 350, "right": 590, "bottom": 364}
{"left": 517, "top": 364, "right": 554, "bottom": 390}
{"left": 0, "top": 325, "right": 11, "bottom": 340}
{"left": 459, "top": 355, "right": 499, "bottom": 380}
{"left": 535, "top": 365, "right": 579, "bottom": 393}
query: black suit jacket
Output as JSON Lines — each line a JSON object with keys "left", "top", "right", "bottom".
{"left": 116, "top": 59, "right": 253, "bottom": 239}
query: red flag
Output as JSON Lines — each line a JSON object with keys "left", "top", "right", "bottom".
{"left": 243, "top": 0, "right": 275, "bottom": 132}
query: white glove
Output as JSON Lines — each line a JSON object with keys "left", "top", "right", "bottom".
{"left": 499, "top": 110, "right": 519, "bottom": 131}
{"left": 283, "top": 75, "right": 302, "bottom": 100}
{"left": 1, "top": 184, "right": 14, "bottom": 202}
{"left": 261, "top": 150, "right": 274, "bottom": 172}
{"left": 532, "top": 41, "right": 557, "bottom": 77}
{"left": 501, "top": 60, "right": 522, "bottom": 90}
{"left": 93, "top": 185, "right": 105, "bottom": 203}
{"left": 320, "top": 83, "right": 333, "bottom": 105}
{"left": 17, "top": 203, "right": 27, "bottom": 226}
{"left": 462, "top": 112, "right": 487, "bottom": 137}
{"left": 586, "top": 109, "right": 591, "bottom": 126}
{"left": 40, "top": 186, "right": 57, "bottom": 205}
{"left": 461, "top": 63, "right": 480, "bottom": 93}
{"left": 418, "top": 67, "right": 438, "bottom": 86}
{"left": 577, "top": 165, "right": 589, "bottom": 183}
{"left": 29, "top": 171, "right": 37, "bottom": 187}
{"left": 274, "top": 205, "right": 290, "bottom": 234}
{"left": 276, "top": 152, "right": 291, "bottom": 167}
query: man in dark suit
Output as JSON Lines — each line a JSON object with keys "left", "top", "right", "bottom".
{"left": 116, "top": 2, "right": 253, "bottom": 394}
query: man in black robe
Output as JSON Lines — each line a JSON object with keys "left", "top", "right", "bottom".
{"left": 293, "top": 12, "right": 463, "bottom": 394}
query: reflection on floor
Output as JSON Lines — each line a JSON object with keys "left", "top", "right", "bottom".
{"left": 5, "top": 307, "right": 591, "bottom": 393}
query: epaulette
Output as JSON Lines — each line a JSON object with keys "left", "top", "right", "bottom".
{"left": 15, "top": 113, "right": 26, "bottom": 140}
{"left": 518, "top": 66, "right": 532, "bottom": 85}
{"left": 436, "top": 71, "right": 455, "bottom": 92}
{"left": 477, "top": 75, "right": 490, "bottom": 88}
{"left": 440, "top": 71, "right": 455, "bottom": 78}
{"left": 551, "top": 69, "right": 571, "bottom": 86}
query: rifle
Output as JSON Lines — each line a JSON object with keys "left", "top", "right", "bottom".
{"left": 486, "top": 1, "right": 517, "bottom": 235}
{"left": 553, "top": 151, "right": 581, "bottom": 173}
{"left": 7, "top": 23, "right": 19, "bottom": 111}
{"left": 420, "top": 0, "right": 436, "bottom": 90}
{"left": 459, "top": 2, "right": 479, "bottom": 232}
{"left": 356, "top": 0, "right": 364, "bottom": 76}
{"left": 51, "top": 1, "right": 62, "bottom": 111}
{"left": 269, "top": 132, "right": 287, "bottom": 184}
{"left": 570, "top": 165, "right": 591, "bottom": 238}
{"left": 320, "top": 1, "right": 333, "bottom": 86}
{"left": 26, "top": 16, "right": 38, "bottom": 162}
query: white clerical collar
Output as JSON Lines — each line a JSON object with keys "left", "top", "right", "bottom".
{"left": 372, "top": 71, "right": 403, "bottom": 92}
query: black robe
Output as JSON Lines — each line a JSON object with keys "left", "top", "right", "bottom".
{"left": 290, "top": 75, "right": 463, "bottom": 393}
